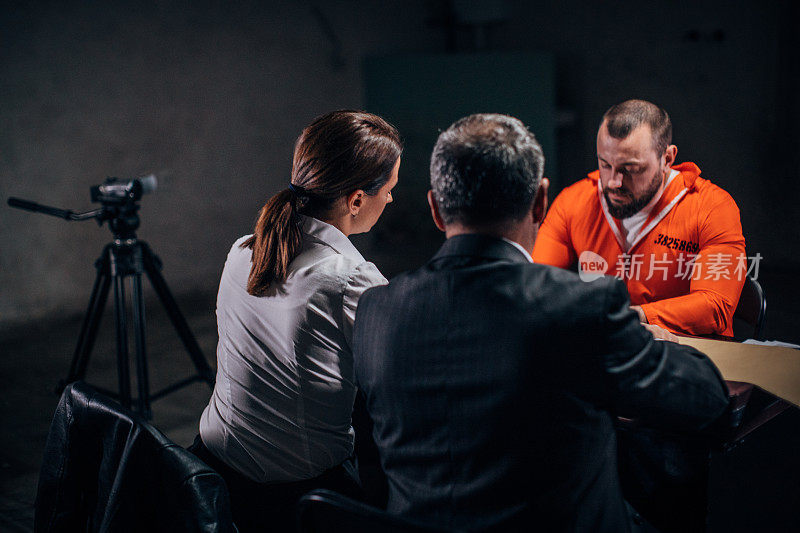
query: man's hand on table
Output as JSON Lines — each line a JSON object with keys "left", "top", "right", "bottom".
{"left": 631, "top": 305, "right": 678, "bottom": 341}
{"left": 643, "top": 323, "right": 680, "bottom": 342}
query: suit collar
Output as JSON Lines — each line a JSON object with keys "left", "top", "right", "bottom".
{"left": 431, "top": 234, "right": 531, "bottom": 265}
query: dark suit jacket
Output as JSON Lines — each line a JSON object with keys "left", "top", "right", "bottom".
{"left": 353, "top": 234, "right": 730, "bottom": 532}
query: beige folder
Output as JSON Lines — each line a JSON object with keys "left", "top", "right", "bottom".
{"left": 679, "top": 337, "right": 800, "bottom": 408}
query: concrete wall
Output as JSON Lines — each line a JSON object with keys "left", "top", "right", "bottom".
{"left": 0, "top": 1, "right": 444, "bottom": 326}
{"left": 1, "top": 1, "right": 797, "bottom": 328}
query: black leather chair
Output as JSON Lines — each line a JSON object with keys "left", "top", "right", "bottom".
{"left": 296, "top": 489, "right": 447, "bottom": 533}
{"left": 732, "top": 276, "right": 767, "bottom": 341}
{"left": 35, "top": 381, "right": 235, "bottom": 532}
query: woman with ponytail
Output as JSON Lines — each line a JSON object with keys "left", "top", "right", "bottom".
{"left": 191, "top": 110, "right": 401, "bottom": 531}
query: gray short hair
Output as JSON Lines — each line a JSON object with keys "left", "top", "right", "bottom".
{"left": 430, "top": 113, "right": 545, "bottom": 225}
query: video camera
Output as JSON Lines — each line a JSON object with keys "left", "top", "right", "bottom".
{"left": 90, "top": 175, "right": 157, "bottom": 205}
{"left": 7, "top": 174, "right": 159, "bottom": 238}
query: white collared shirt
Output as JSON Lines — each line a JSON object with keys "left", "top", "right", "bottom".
{"left": 613, "top": 169, "right": 679, "bottom": 252}
{"left": 200, "top": 216, "right": 387, "bottom": 483}
{"left": 502, "top": 237, "right": 534, "bottom": 263}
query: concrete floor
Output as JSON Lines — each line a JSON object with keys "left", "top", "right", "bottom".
{"left": 1, "top": 267, "right": 799, "bottom": 532}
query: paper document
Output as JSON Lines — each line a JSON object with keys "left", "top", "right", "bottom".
{"left": 679, "top": 337, "right": 800, "bottom": 408}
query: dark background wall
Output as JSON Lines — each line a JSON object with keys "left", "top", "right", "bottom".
{"left": 1, "top": 0, "right": 798, "bottom": 338}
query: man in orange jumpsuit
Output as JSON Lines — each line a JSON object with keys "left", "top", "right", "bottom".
{"left": 532, "top": 99, "right": 746, "bottom": 337}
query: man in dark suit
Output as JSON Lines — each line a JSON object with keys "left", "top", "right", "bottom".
{"left": 352, "top": 113, "right": 730, "bottom": 532}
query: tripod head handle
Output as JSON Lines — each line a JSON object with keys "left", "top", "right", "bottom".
{"left": 7, "top": 197, "right": 103, "bottom": 221}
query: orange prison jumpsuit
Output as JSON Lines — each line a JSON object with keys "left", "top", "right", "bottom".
{"left": 532, "top": 162, "right": 746, "bottom": 337}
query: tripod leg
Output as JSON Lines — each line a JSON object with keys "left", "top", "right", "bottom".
{"left": 141, "top": 243, "right": 215, "bottom": 386}
{"left": 113, "top": 274, "right": 132, "bottom": 409}
{"left": 64, "top": 252, "right": 112, "bottom": 387}
{"left": 130, "top": 272, "right": 152, "bottom": 418}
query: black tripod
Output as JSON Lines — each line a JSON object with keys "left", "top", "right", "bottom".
{"left": 65, "top": 237, "right": 215, "bottom": 418}
{"left": 8, "top": 179, "right": 214, "bottom": 418}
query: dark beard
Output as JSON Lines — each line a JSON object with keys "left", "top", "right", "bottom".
{"left": 604, "top": 170, "right": 663, "bottom": 219}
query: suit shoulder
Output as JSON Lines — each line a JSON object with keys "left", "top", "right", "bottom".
{"left": 524, "top": 263, "right": 625, "bottom": 307}
{"left": 357, "top": 263, "right": 424, "bottom": 304}
{"left": 357, "top": 276, "right": 390, "bottom": 302}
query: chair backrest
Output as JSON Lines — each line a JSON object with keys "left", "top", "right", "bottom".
{"left": 296, "top": 489, "right": 446, "bottom": 533}
{"left": 733, "top": 276, "right": 767, "bottom": 341}
{"left": 35, "top": 381, "right": 235, "bottom": 532}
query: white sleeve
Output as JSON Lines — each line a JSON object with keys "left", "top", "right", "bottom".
{"left": 342, "top": 261, "right": 388, "bottom": 345}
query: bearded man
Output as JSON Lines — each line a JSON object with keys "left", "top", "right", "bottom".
{"left": 532, "top": 99, "right": 746, "bottom": 337}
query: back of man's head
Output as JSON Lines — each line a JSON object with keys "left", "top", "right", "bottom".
{"left": 430, "top": 113, "right": 544, "bottom": 227}
{"left": 601, "top": 99, "right": 672, "bottom": 154}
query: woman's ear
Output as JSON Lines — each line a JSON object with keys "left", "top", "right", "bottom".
{"left": 347, "top": 190, "right": 365, "bottom": 216}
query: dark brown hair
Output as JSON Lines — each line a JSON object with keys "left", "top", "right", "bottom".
{"left": 241, "top": 110, "right": 401, "bottom": 296}
{"left": 601, "top": 99, "right": 672, "bottom": 154}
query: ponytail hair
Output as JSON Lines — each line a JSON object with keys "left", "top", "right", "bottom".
{"left": 240, "top": 189, "right": 302, "bottom": 296}
{"left": 242, "top": 110, "right": 402, "bottom": 296}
